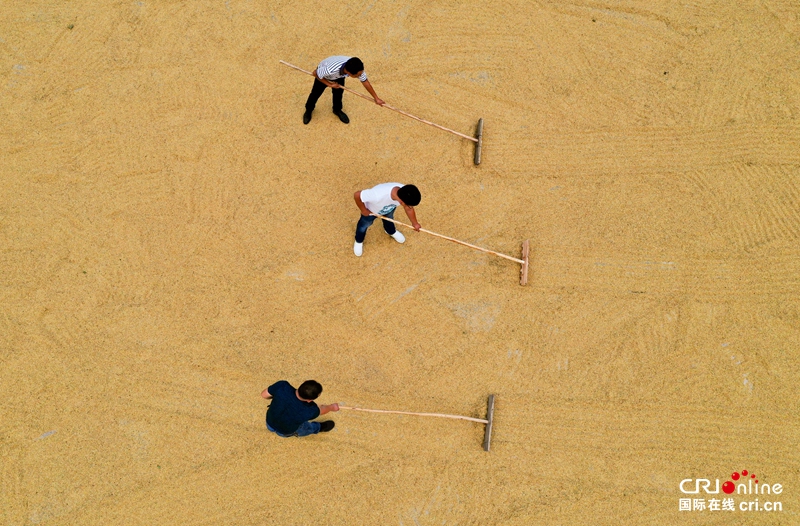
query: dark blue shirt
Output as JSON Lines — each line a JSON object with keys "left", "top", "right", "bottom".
{"left": 266, "top": 381, "right": 320, "bottom": 435}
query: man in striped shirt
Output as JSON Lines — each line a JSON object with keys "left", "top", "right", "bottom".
{"left": 303, "top": 56, "right": 384, "bottom": 125}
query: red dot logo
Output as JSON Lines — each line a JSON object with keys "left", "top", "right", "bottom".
{"left": 722, "top": 481, "right": 735, "bottom": 494}
{"left": 723, "top": 469, "right": 756, "bottom": 494}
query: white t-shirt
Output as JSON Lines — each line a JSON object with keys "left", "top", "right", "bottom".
{"left": 360, "top": 182, "right": 403, "bottom": 215}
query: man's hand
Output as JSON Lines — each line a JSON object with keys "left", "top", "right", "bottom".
{"left": 319, "top": 403, "right": 340, "bottom": 415}
{"left": 362, "top": 80, "right": 382, "bottom": 106}
{"left": 403, "top": 204, "right": 421, "bottom": 232}
{"left": 321, "top": 77, "right": 342, "bottom": 89}
{"left": 314, "top": 70, "right": 341, "bottom": 89}
{"left": 354, "top": 191, "right": 372, "bottom": 216}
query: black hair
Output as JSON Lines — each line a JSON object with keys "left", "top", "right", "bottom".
{"left": 344, "top": 57, "right": 364, "bottom": 75}
{"left": 298, "top": 380, "right": 323, "bottom": 400}
{"left": 397, "top": 185, "right": 421, "bottom": 206}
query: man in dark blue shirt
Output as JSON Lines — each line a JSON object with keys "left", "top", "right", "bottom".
{"left": 261, "top": 380, "right": 339, "bottom": 437}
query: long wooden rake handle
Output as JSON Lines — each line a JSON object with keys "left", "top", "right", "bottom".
{"left": 279, "top": 60, "right": 478, "bottom": 143}
{"left": 373, "top": 214, "right": 525, "bottom": 264}
{"left": 339, "top": 405, "right": 488, "bottom": 424}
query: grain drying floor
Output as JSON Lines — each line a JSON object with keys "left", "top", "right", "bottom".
{"left": 2, "top": 1, "right": 799, "bottom": 524}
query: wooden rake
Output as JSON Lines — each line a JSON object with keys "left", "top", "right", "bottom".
{"left": 375, "top": 214, "right": 530, "bottom": 286}
{"left": 340, "top": 395, "right": 496, "bottom": 451}
{"left": 279, "top": 60, "right": 485, "bottom": 165}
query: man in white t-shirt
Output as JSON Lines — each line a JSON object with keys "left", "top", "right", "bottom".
{"left": 352, "top": 183, "right": 421, "bottom": 257}
{"left": 303, "top": 56, "right": 384, "bottom": 125}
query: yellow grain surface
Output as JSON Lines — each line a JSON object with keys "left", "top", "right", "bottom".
{"left": 2, "top": 1, "right": 799, "bottom": 524}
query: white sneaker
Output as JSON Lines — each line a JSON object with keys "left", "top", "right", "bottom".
{"left": 353, "top": 241, "right": 363, "bottom": 256}
{"left": 390, "top": 231, "right": 405, "bottom": 244}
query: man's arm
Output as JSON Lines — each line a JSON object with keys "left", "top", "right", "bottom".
{"left": 403, "top": 205, "right": 421, "bottom": 231}
{"left": 261, "top": 388, "right": 272, "bottom": 399}
{"left": 318, "top": 403, "right": 340, "bottom": 416}
{"left": 361, "top": 79, "right": 384, "bottom": 105}
{"left": 314, "top": 69, "right": 343, "bottom": 89}
{"left": 354, "top": 191, "right": 371, "bottom": 216}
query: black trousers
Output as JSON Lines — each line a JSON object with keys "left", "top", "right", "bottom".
{"left": 305, "top": 77, "right": 345, "bottom": 112}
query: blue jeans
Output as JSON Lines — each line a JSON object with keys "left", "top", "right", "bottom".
{"left": 355, "top": 209, "right": 396, "bottom": 243}
{"left": 267, "top": 421, "right": 321, "bottom": 437}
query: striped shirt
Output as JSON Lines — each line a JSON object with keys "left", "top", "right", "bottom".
{"left": 315, "top": 56, "right": 368, "bottom": 82}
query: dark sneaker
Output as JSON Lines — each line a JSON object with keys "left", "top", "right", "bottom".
{"left": 319, "top": 421, "right": 335, "bottom": 432}
{"left": 334, "top": 110, "right": 349, "bottom": 124}
{"left": 303, "top": 110, "right": 312, "bottom": 125}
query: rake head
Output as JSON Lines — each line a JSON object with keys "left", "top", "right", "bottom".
{"left": 474, "top": 118, "right": 484, "bottom": 165}
{"left": 482, "top": 394, "right": 496, "bottom": 451}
